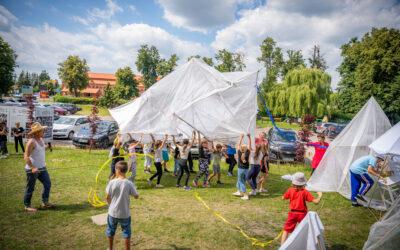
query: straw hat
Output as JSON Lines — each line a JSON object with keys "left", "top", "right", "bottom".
{"left": 292, "top": 172, "right": 307, "bottom": 186}
{"left": 28, "top": 122, "right": 47, "bottom": 135}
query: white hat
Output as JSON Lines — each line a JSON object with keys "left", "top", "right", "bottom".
{"left": 292, "top": 172, "right": 307, "bottom": 186}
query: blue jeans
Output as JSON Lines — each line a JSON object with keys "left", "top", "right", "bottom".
{"left": 174, "top": 159, "right": 180, "bottom": 175}
{"left": 23, "top": 169, "right": 51, "bottom": 207}
{"left": 246, "top": 164, "right": 261, "bottom": 190}
{"left": 350, "top": 171, "right": 374, "bottom": 202}
{"left": 106, "top": 215, "right": 131, "bottom": 238}
{"left": 237, "top": 168, "right": 248, "bottom": 193}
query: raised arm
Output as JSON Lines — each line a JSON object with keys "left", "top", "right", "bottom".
{"left": 188, "top": 131, "right": 196, "bottom": 148}
{"left": 247, "top": 134, "right": 252, "bottom": 151}
{"left": 161, "top": 134, "right": 168, "bottom": 148}
{"left": 172, "top": 135, "right": 177, "bottom": 146}
{"left": 237, "top": 134, "right": 244, "bottom": 150}
{"left": 150, "top": 133, "right": 155, "bottom": 143}
{"left": 197, "top": 130, "right": 201, "bottom": 146}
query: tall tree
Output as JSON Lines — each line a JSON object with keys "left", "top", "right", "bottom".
{"left": 57, "top": 55, "right": 90, "bottom": 97}
{"left": 337, "top": 27, "right": 400, "bottom": 122}
{"left": 266, "top": 68, "right": 332, "bottom": 117}
{"left": 135, "top": 45, "right": 160, "bottom": 88}
{"left": 157, "top": 54, "right": 179, "bottom": 78}
{"left": 257, "top": 37, "right": 284, "bottom": 90}
{"left": 308, "top": 45, "right": 327, "bottom": 71}
{"left": 0, "top": 36, "right": 17, "bottom": 95}
{"left": 215, "top": 49, "right": 246, "bottom": 72}
{"left": 39, "top": 70, "right": 51, "bottom": 83}
{"left": 282, "top": 50, "right": 306, "bottom": 77}
{"left": 115, "top": 66, "right": 138, "bottom": 98}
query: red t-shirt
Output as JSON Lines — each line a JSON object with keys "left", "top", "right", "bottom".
{"left": 283, "top": 187, "right": 315, "bottom": 212}
{"left": 307, "top": 141, "right": 329, "bottom": 169}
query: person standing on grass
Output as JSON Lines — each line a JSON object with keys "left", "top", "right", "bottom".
{"left": 12, "top": 122, "right": 25, "bottom": 154}
{"left": 23, "top": 122, "right": 55, "bottom": 212}
{"left": 193, "top": 132, "right": 211, "bottom": 188}
{"left": 207, "top": 142, "right": 224, "bottom": 185}
{"left": 0, "top": 123, "right": 8, "bottom": 158}
{"left": 106, "top": 161, "right": 139, "bottom": 250}
{"left": 162, "top": 143, "right": 170, "bottom": 172}
{"left": 281, "top": 172, "right": 322, "bottom": 245}
{"left": 233, "top": 134, "right": 251, "bottom": 200}
{"left": 246, "top": 134, "right": 265, "bottom": 196}
{"left": 173, "top": 142, "right": 180, "bottom": 176}
{"left": 306, "top": 133, "right": 329, "bottom": 175}
{"left": 226, "top": 143, "right": 237, "bottom": 176}
{"left": 173, "top": 132, "right": 195, "bottom": 190}
{"left": 127, "top": 134, "right": 142, "bottom": 187}
{"left": 109, "top": 138, "right": 124, "bottom": 179}
{"left": 257, "top": 132, "right": 269, "bottom": 193}
{"left": 147, "top": 134, "right": 168, "bottom": 188}
{"left": 143, "top": 142, "right": 152, "bottom": 174}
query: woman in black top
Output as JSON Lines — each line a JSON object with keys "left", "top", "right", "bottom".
{"left": 12, "top": 122, "right": 25, "bottom": 153}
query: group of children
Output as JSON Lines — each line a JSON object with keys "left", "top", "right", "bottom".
{"left": 105, "top": 131, "right": 323, "bottom": 249}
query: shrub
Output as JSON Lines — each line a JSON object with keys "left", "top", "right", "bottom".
{"left": 53, "top": 94, "right": 94, "bottom": 104}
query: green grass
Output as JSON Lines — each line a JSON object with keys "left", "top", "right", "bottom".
{"left": 75, "top": 105, "right": 110, "bottom": 117}
{"left": 256, "top": 120, "right": 300, "bottom": 130}
{"left": 0, "top": 145, "right": 378, "bottom": 249}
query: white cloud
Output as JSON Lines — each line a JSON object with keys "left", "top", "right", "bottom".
{"left": 157, "top": 0, "right": 244, "bottom": 33}
{"left": 0, "top": 5, "right": 17, "bottom": 31}
{"left": 212, "top": 0, "right": 400, "bottom": 89}
{"left": 71, "top": 0, "right": 123, "bottom": 25}
{"left": 1, "top": 21, "right": 209, "bottom": 80}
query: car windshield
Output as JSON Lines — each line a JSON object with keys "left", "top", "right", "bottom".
{"left": 273, "top": 130, "right": 297, "bottom": 142}
{"left": 54, "top": 117, "right": 76, "bottom": 125}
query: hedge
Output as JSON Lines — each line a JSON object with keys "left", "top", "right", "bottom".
{"left": 53, "top": 94, "right": 94, "bottom": 104}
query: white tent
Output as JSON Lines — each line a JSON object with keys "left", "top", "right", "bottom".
{"left": 110, "top": 58, "right": 258, "bottom": 143}
{"left": 279, "top": 212, "right": 326, "bottom": 250}
{"left": 363, "top": 196, "right": 400, "bottom": 250}
{"left": 307, "top": 97, "right": 392, "bottom": 210}
{"left": 369, "top": 122, "right": 400, "bottom": 155}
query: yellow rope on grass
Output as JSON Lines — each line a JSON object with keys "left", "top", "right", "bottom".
{"left": 194, "top": 192, "right": 282, "bottom": 248}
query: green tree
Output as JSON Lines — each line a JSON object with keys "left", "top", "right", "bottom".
{"left": 265, "top": 68, "right": 331, "bottom": 117}
{"left": 215, "top": 49, "right": 246, "bottom": 72}
{"left": 337, "top": 27, "right": 400, "bottom": 122}
{"left": 39, "top": 70, "right": 50, "bottom": 83}
{"left": 157, "top": 54, "right": 179, "bottom": 78}
{"left": 136, "top": 45, "right": 160, "bottom": 88}
{"left": 282, "top": 50, "right": 306, "bottom": 77}
{"left": 115, "top": 66, "right": 138, "bottom": 98}
{"left": 57, "top": 55, "right": 90, "bottom": 97}
{"left": 257, "top": 37, "right": 284, "bottom": 90}
{"left": 98, "top": 83, "right": 128, "bottom": 108}
{"left": 308, "top": 45, "right": 327, "bottom": 71}
{"left": 17, "top": 70, "right": 30, "bottom": 88}
{"left": 0, "top": 36, "right": 17, "bottom": 95}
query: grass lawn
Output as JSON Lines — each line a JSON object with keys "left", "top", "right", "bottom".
{"left": 0, "top": 145, "right": 378, "bottom": 249}
{"left": 76, "top": 104, "right": 110, "bottom": 117}
{"left": 256, "top": 120, "right": 300, "bottom": 130}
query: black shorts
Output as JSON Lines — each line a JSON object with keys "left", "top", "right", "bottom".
{"left": 261, "top": 161, "right": 269, "bottom": 173}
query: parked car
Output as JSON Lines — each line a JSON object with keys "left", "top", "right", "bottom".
{"left": 315, "top": 122, "right": 336, "bottom": 134}
{"left": 43, "top": 104, "right": 68, "bottom": 115}
{"left": 55, "top": 103, "right": 79, "bottom": 114}
{"left": 73, "top": 120, "right": 119, "bottom": 149}
{"left": 325, "top": 123, "right": 346, "bottom": 139}
{"left": 268, "top": 127, "right": 298, "bottom": 162}
{"left": 53, "top": 115, "right": 89, "bottom": 140}
{"left": 190, "top": 145, "right": 199, "bottom": 159}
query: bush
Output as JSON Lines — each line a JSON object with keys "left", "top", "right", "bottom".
{"left": 53, "top": 94, "right": 94, "bottom": 104}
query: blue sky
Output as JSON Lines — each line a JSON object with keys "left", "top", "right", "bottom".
{"left": 1, "top": 0, "right": 399, "bottom": 88}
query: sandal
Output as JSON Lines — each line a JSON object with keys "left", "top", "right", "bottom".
{"left": 25, "top": 207, "right": 38, "bottom": 212}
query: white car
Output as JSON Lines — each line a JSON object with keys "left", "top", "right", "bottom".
{"left": 53, "top": 115, "right": 89, "bottom": 140}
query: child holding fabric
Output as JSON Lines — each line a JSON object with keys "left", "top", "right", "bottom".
{"left": 207, "top": 142, "right": 224, "bottom": 185}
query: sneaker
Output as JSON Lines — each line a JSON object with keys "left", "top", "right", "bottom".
{"left": 193, "top": 180, "right": 198, "bottom": 188}
{"left": 259, "top": 188, "right": 268, "bottom": 193}
{"left": 25, "top": 206, "right": 37, "bottom": 212}
{"left": 176, "top": 184, "right": 182, "bottom": 188}
{"left": 155, "top": 184, "right": 164, "bottom": 188}
{"left": 250, "top": 190, "right": 257, "bottom": 196}
{"left": 0, "top": 155, "right": 5, "bottom": 159}
{"left": 184, "top": 186, "right": 191, "bottom": 191}
{"left": 356, "top": 195, "right": 367, "bottom": 203}
{"left": 233, "top": 191, "right": 242, "bottom": 197}
{"left": 352, "top": 201, "right": 361, "bottom": 207}
{"left": 147, "top": 179, "right": 152, "bottom": 185}
{"left": 241, "top": 195, "right": 249, "bottom": 200}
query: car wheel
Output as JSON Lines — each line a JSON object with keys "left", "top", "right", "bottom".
{"left": 68, "top": 131, "right": 74, "bottom": 140}
{"left": 101, "top": 139, "right": 109, "bottom": 149}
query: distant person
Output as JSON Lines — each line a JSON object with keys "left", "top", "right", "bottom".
{"left": 12, "top": 122, "right": 25, "bottom": 154}
{"left": 256, "top": 131, "right": 269, "bottom": 193}
{"left": 173, "top": 143, "right": 180, "bottom": 176}
{"left": 147, "top": 134, "right": 168, "bottom": 188}
{"left": 0, "top": 123, "right": 8, "bottom": 158}
{"left": 233, "top": 134, "right": 250, "bottom": 200}
{"left": 143, "top": 142, "right": 152, "bottom": 174}
{"left": 226, "top": 144, "right": 237, "bottom": 176}
{"left": 193, "top": 132, "right": 211, "bottom": 188}
{"left": 281, "top": 172, "right": 322, "bottom": 245}
{"left": 306, "top": 134, "right": 329, "bottom": 175}
{"left": 127, "top": 134, "right": 142, "bottom": 187}
{"left": 23, "top": 122, "right": 55, "bottom": 212}
{"left": 246, "top": 134, "right": 265, "bottom": 196}
{"left": 172, "top": 132, "right": 195, "bottom": 190}
{"left": 349, "top": 155, "right": 385, "bottom": 207}
{"left": 109, "top": 138, "right": 124, "bottom": 179}
{"left": 105, "top": 161, "right": 139, "bottom": 250}
{"left": 207, "top": 142, "right": 224, "bottom": 185}
{"left": 162, "top": 143, "right": 170, "bottom": 172}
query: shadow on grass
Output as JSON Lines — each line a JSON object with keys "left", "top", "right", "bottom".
{"left": 49, "top": 202, "right": 93, "bottom": 214}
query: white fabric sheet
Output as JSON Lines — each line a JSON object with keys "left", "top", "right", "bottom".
{"left": 369, "top": 122, "right": 400, "bottom": 155}
{"left": 279, "top": 211, "right": 326, "bottom": 250}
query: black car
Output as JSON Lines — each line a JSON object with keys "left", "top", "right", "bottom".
{"left": 268, "top": 128, "right": 298, "bottom": 162}
{"left": 325, "top": 123, "right": 346, "bottom": 139}
{"left": 72, "top": 120, "right": 119, "bottom": 149}
{"left": 55, "top": 103, "right": 79, "bottom": 114}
